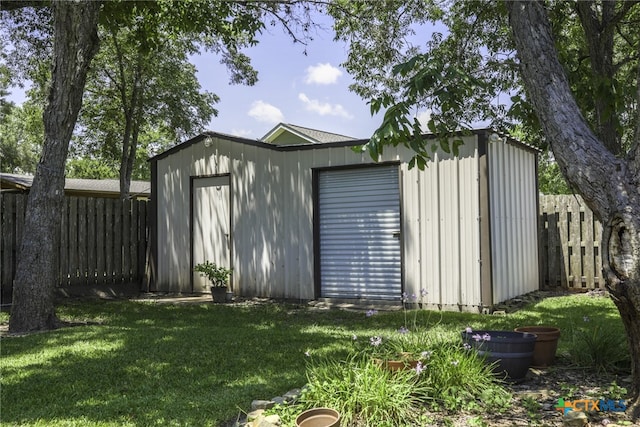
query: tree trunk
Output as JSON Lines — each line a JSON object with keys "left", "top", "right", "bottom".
{"left": 8, "top": 1, "right": 101, "bottom": 333}
{"left": 117, "top": 48, "right": 144, "bottom": 199}
{"left": 507, "top": 1, "right": 640, "bottom": 419}
{"left": 575, "top": 0, "right": 620, "bottom": 155}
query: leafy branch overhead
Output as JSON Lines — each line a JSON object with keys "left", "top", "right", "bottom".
{"left": 333, "top": 0, "right": 640, "bottom": 417}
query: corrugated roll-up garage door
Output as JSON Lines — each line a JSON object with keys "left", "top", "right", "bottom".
{"left": 319, "top": 165, "right": 402, "bottom": 300}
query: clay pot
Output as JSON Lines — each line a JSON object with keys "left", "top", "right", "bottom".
{"left": 295, "top": 407, "right": 340, "bottom": 427}
{"left": 514, "top": 326, "right": 561, "bottom": 368}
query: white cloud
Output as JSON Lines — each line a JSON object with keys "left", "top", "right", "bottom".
{"left": 248, "top": 101, "right": 285, "bottom": 124}
{"left": 298, "top": 93, "right": 353, "bottom": 119}
{"left": 304, "top": 63, "right": 343, "bottom": 85}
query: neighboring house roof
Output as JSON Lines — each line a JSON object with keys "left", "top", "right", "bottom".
{"left": 261, "top": 123, "right": 357, "bottom": 145}
{"left": 0, "top": 173, "right": 151, "bottom": 199}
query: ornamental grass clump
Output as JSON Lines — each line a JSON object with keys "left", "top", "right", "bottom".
{"left": 298, "top": 353, "right": 432, "bottom": 427}
{"left": 566, "top": 315, "right": 630, "bottom": 373}
{"left": 422, "top": 339, "right": 511, "bottom": 412}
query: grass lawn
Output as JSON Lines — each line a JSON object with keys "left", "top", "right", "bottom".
{"left": 0, "top": 293, "right": 628, "bottom": 426}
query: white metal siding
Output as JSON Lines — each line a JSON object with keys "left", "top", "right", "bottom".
{"left": 154, "top": 132, "right": 538, "bottom": 310}
{"left": 488, "top": 139, "right": 539, "bottom": 303}
{"left": 401, "top": 141, "right": 482, "bottom": 310}
{"left": 318, "top": 166, "right": 401, "bottom": 300}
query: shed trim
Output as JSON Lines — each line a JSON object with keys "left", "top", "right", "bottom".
{"left": 477, "top": 132, "right": 493, "bottom": 308}
{"left": 149, "top": 128, "right": 540, "bottom": 164}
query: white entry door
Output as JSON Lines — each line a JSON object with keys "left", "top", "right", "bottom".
{"left": 318, "top": 165, "right": 402, "bottom": 300}
{"left": 192, "top": 175, "right": 230, "bottom": 292}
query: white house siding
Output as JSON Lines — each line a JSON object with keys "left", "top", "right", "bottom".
{"left": 154, "top": 131, "right": 535, "bottom": 311}
{"left": 487, "top": 138, "right": 539, "bottom": 303}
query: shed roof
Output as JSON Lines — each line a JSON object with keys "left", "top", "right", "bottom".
{"left": 150, "top": 126, "right": 540, "bottom": 164}
{"left": 261, "top": 123, "right": 356, "bottom": 145}
{"left": 0, "top": 173, "right": 151, "bottom": 199}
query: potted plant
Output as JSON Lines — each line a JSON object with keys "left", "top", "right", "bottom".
{"left": 194, "top": 261, "right": 232, "bottom": 303}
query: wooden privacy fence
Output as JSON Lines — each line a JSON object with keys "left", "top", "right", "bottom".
{"left": 1, "top": 193, "right": 148, "bottom": 298}
{"left": 539, "top": 194, "right": 604, "bottom": 290}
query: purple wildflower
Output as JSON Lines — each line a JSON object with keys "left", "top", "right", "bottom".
{"left": 463, "top": 343, "right": 472, "bottom": 350}
{"left": 482, "top": 333, "right": 491, "bottom": 341}
{"left": 401, "top": 292, "right": 408, "bottom": 302}
{"left": 398, "top": 326, "right": 409, "bottom": 334}
{"left": 420, "top": 288, "right": 428, "bottom": 298}
{"left": 465, "top": 326, "right": 473, "bottom": 334}
{"left": 366, "top": 309, "right": 378, "bottom": 317}
{"left": 414, "top": 361, "right": 424, "bottom": 375}
{"left": 472, "top": 333, "right": 483, "bottom": 341}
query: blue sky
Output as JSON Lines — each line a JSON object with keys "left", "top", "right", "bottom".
{"left": 191, "top": 22, "right": 384, "bottom": 140}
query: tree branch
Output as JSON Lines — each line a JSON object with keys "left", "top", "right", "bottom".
{"left": 506, "top": 1, "right": 628, "bottom": 221}
{"left": 0, "top": 1, "right": 49, "bottom": 11}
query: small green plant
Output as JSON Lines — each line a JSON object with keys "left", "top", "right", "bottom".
{"left": 193, "top": 261, "right": 232, "bottom": 288}
{"left": 559, "top": 382, "right": 579, "bottom": 400}
{"left": 567, "top": 316, "right": 629, "bottom": 372}
{"left": 521, "top": 395, "right": 541, "bottom": 423}
{"left": 264, "top": 403, "right": 302, "bottom": 426}
{"left": 467, "top": 416, "right": 489, "bottom": 427}
{"left": 604, "top": 381, "right": 627, "bottom": 400}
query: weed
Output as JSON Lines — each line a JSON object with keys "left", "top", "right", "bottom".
{"left": 521, "top": 396, "right": 541, "bottom": 423}
{"left": 604, "top": 381, "right": 628, "bottom": 400}
{"left": 467, "top": 416, "right": 489, "bottom": 427}
{"left": 559, "top": 382, "right": 580, "bottom": 400}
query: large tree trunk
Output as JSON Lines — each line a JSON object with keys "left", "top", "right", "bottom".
{"left": 507, "top": 1, "right": 640, "bottom": 419}
{"left": 8, "top": 1, "right": 101, "bottom": 333}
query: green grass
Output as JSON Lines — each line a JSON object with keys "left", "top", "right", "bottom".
{"left": 0, "top": 293, "right": 628, "bottom": 426}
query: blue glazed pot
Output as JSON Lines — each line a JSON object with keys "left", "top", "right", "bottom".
{"left": 461, "top": 330, "right": 536, "bottom": 383}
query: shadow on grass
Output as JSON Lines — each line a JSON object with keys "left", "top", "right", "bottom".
{"left": 0, "top": 294, "right": 628, "bottom": 426}
{"left": 0, "top": 302, "right": 361, "bottom": 426}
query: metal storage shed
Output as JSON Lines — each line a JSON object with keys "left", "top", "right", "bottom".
{"left": 149, "top": 125, "right": 539, "bottom": 311}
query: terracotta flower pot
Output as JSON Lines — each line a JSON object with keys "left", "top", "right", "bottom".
{"left": 514, "top": 326, "right": 561, "bottom": 368}
{"left": 295, "top": 407, "right": 340, "bottom": 427}
{"left": 372, "top": 352, "right": 420, "bottom": 371}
